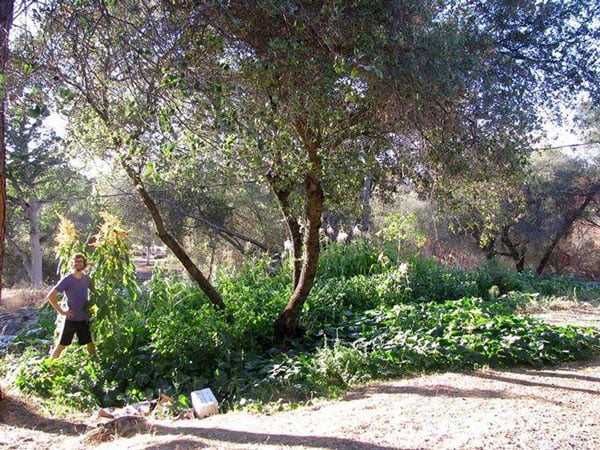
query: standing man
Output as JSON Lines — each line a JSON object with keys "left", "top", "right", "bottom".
{"left": 47, "top": 253, "right": 95, "bottom": 358}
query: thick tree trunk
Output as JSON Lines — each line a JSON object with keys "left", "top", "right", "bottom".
{"left": 0, "top": 0, "right": 14, "bottom": 301}
{"left": 274, "top": 119, "right": 324, "bottom": 344}
{"left": 122, "top": 161, "right": 226, "bottom": 311}
{"left": 274, "top": 170, "right": 324, "bottom": 344}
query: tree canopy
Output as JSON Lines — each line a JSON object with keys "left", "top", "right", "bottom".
{"left": 13, "top": 0, "right": 600, "bottom": 340}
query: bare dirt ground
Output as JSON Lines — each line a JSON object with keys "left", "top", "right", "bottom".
{"left": 2, "top": 292, "right": 600, "bottom": 449}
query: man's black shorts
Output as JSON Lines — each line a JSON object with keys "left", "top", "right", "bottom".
{"left": 59, "top": 320, "right": 92, "bottom": 346}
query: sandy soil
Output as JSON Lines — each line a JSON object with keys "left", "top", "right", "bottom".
{"left": 1, "top": 293, "right": 600, "bottom": 449}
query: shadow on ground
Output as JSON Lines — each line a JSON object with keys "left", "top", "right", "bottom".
{"left": 145, "top": 423, "right": 402, "bottom": 450}
{"left": 0, "top": 392, "right": 90, "bottom": 436}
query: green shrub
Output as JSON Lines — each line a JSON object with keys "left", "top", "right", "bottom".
{"left": 216, "top": 259, "right": 290, "bottom": 349}
{"left": 5, "top": 242, "right": 600, "bottom": 415}
{"left": 14, "top": 348, "right": 99, "bottom": 411}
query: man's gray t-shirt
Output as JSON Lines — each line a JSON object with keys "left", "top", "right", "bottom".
{"left": 54, "top": 274, "right": 92, "bottom": 321}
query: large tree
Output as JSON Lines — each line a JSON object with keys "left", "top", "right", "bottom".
{"left": 170, "top": 1, "right": 395, "bottom": 341}
{"left": 171, "top": 0, "right": 599, "bottom": 341}
{"left": 0, "top": 0, "right": 15, "bottom": 299}
{"left": 32, "top": 0, "right": 232, "bottom": 310}
{"left": 30, "top": 0, "right": 600, "bottom": 342}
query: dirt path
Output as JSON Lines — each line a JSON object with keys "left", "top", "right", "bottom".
{"left": 2, "top": 356, "right": 600, "bottom": 449}
{"left": 2, "top": 302, "right": 600, "bottom": 449}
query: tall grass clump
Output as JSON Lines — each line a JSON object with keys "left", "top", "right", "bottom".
{"left": 406, "top": 256, "right": 481, "bottom": 301}
{"left": 317, "top": 240, "right": 394, "bottom": 279}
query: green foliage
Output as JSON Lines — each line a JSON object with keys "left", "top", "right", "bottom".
{"left": 5, "top": 247, "right": 600, "bottom": 415}
{"left": 216, "top": 260, "right": 290, "bottom": 350}
{"left": 6, "top": 304, "right": 56, "bottom": 355}
{"left": 89, "top": 212, "right": 140, "bottom": 339}
{"left": 378, "top": 212, "right": 427, "bottom": 260}
{"left": 13, "top": 348, "right": 99, "bottom": 412}
{"left": 338, "top": 298, "right": 599, "bottom": 376}
{"left": 304, "top": 266, "right": 410, "bottom": 329}
{"left": 143, "top": 277, "right": 230, "bottom": 390}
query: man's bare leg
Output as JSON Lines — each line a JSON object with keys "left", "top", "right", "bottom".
{"left": 51, "top": 344, "right": 66, "bottom": 359}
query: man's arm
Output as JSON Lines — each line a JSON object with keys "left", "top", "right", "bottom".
{"left": 47, "top": 290, "right": 74, "bottom": 319}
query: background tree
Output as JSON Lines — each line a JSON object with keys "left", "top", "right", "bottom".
{"left": 6, "top": 106, "right": 61, "bottom": 289}
{"left": 2, "top": 23, "right": 96, "bottom": 289}
{"left": 446, "top": 150, "right": 600, "bottom": 275}
{"left": 532, "top": 157, "right": 600, "bottom": 275}
{"left": 0, "top": 0, "right": 15, "bottom": 299}
{"left": 5, "top": 98, "right": 91, "bottom": 288}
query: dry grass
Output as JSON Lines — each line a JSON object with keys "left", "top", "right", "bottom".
{"left": 0, "top": 288, "right": 47, "bottom": 314}
{"left": 518, "top": 295, "right": 600, "bottom": 316}
{"left": 4, "top": 356, "right": 600, "bottom": 450}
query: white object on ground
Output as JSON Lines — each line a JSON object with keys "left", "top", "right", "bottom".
{"left": 191, "top": 388, "right": 219, "bottom": 419}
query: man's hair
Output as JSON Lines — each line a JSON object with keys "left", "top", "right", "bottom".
{"left": 72, "top": 253, "right": 87, "bottom": 268}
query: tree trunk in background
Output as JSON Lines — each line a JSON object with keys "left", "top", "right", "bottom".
{"left": 25, "top": 196, "right": 43, "bottom": 289}
{"left": 501, "top": 227, "right": 526, "bottom": 273}
{"left": 0, "top": 0, "right": 14, "bottom": 301}
{"left": 360, "top": 177, "right": 373, "bottom": 233}
{"left": 8, "top": 185, "right": 45, "bottom": 288}
{"left": 536, "top": 181, "right": 600, "bottom": 275}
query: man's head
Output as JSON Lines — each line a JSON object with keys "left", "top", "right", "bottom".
{"left": 72, "top": 253, "right": 87, "bottom": 270}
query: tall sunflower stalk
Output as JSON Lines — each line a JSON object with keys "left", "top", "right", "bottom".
{"left": 54, "top": 214, "right": 85, "bottom": 277}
